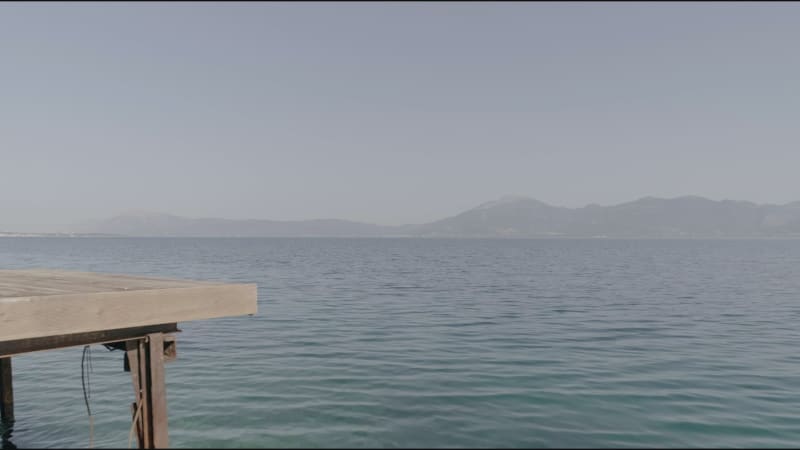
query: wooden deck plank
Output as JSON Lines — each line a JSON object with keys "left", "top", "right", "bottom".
{"left": 0, "top": 270, "right": 216, "bottom": 298}
{"left": 0, "top": 270, "right": 257, "bottom": 342}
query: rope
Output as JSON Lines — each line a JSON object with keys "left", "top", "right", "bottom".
{"left": 81, "top": 345, "right": 94, "bottom": 449}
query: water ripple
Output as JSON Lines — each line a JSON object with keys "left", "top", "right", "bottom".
{"left": 1, "top": 237, "right": 800, "bottom": 447}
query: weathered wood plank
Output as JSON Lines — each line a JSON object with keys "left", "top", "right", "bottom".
{"left": 148, "top": 334, "right": 169, "bottom": 448}
{"left": 0, "top": 269, "right": 257, "bottom": 342}
{"left": 0, "top": 357, "right": 12, "bottom": 422}
{"left": 126, "top": 341, "right": 141, "bottom": 396}
{"left": 0, "top": 270, "right": 210, "bottom": 298}
{"left": 0, "top": 323, "right": 178, "bottom": 358}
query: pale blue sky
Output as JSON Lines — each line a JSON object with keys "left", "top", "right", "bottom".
{"left": 2, "top": 2, "right": 799, "bottom": 229}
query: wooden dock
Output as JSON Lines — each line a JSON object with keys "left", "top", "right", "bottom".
{"left": 0, "top": 269, "right": 257, "bottom": 448}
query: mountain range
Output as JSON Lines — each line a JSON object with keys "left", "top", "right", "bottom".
{"left": 68, "top": 196, "right": 800, "bottom": 238}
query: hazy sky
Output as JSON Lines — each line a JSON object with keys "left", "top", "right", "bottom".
{"left": 2, "top": 2, "right": 799, "bottom": 229}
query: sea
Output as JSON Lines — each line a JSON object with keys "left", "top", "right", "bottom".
{"left": 1, "top": 237, "right": 799, "bottom": 448}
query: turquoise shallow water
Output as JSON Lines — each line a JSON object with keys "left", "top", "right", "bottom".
{"left": 1, "top": 237, "right": 800, "bottom": 448}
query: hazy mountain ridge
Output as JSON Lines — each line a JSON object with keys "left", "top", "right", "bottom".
{"left": 73, "top": 196, "right": 800, "bottom": 238}
{"left": 75, "top": 212, "right": 401, "bottom": 237}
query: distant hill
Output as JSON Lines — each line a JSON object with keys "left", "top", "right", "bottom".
{"left": 74, "top": 196, "right": 800, "bottom": 238}
{"left": 411, "top": 196, "right": 571, "bottom": 237}
{"left": 415, "top": 195, "right": 800, "bottom": 237}
{"left": 75, "top": 212, "right": 401, "bottom": 237}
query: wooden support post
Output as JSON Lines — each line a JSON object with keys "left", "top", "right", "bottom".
{"left": 0, "top": 357, "right": 12, "bottom": 423}
{"left": 126, "top": 340, "right": 145, "bottom": 449}
{"left": 147, "top": 333, "right": 169, "bottom": 449}
{"left": 0, "top": 358, "right": 14, "bottom": 450}
{"left": 139, "top": 338, "right": 152, "bottom": 449}
{"left": 126, "top": 335, "right": 170, "bottom": 449}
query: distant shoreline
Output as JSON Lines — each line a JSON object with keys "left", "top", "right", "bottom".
{"left": 0, "top": 232, "right": 121, "bottom": 238}
{"left": 2, "top": 234, "right": 800, "bottom": 239}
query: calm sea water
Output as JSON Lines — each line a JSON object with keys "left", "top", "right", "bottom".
{"left": 1, "top": 237, "right": 799, "bottom": 448}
